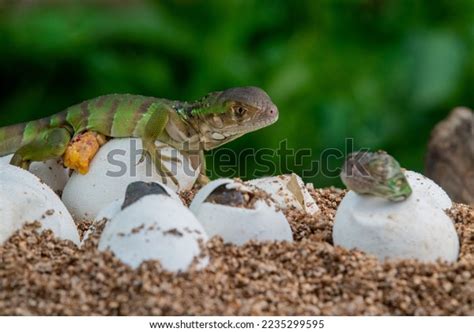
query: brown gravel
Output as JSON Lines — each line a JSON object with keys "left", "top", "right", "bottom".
{"left": 0, "top": 187, "right": 473, "bottom": 315}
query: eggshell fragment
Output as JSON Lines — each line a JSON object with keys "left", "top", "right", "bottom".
{"left": 333, "top": 171, "right": 459, "bottom": 263}
{"left": 0, "top": 164, "right": 79, "bottom": 245}
{"left": 190, "top": 179, "right": 293, "bottom": 245}
{"left": 247, "top": 174, "right": 319, "bottom": 215}
{"left": 62, "top": 138, "right": 198, "bottom": 220}
{"left": 98, "top": 194, "right": 208, "bottom": 271}
{"left": 0, "top": 155, "right": 69, "bottom": 194}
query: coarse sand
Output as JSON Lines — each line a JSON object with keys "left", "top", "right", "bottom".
{"left": 0, "top": 187, "right": 473, "bottom": 315}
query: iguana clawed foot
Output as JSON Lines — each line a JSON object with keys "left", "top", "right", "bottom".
{"left": 142, "top": 141, "right": 180, "bottom": 187}
{"left": 137, "top": 143, "right": 183, "bottom": 165}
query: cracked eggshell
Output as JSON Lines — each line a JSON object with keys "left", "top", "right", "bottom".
{"left": 333, "top": 172, "right": 459, "bottom": 263}
{"left": 190, "top": 179, "right": 293, "bottom": 245}
{"left": 98, "top": 194, "right": 208, "bottom": 271}
{"left": 0, "top": 155, "right": 69, "bottom": 194}
{"left": 0, "top": 164, "right": 79, "bottom": 245}
{"left": 405, "top": 171, "right": 452, "bottom": 209}
{"left": 247, "top": 173, "right": 319, "bottom": 215}
{"left": 62, "top": 138, "right": 198, "bottom": 220}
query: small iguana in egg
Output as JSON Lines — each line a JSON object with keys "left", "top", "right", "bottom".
{"left": 341, "top": 150, "right": 412, "bottom": 201}
{"left": 0, "top": 87, "right": 278, "bottom": 186}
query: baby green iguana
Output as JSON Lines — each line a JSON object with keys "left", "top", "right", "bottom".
{"left": 0, "top": 87, "right": 279, "bottom": 186}
{"left": 341, "top": 150, "right": 412, "bottom": 201}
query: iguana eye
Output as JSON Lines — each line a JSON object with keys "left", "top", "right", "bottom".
{"left": 234, "top": 106, "right": 247, "bottom": 116}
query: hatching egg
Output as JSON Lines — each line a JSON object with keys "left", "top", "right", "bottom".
{"left": 333, "top": 171, "right": 459, "bottom": 263}
{"left": 247, "top": 173, "right": 319, "bottom": 215}
{"left": 190, "top": 179, "right": 293, "bottom": 245}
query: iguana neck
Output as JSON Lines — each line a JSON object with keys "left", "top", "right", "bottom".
{"left": 169, "top": 94, "right": 225, "bottom": 150}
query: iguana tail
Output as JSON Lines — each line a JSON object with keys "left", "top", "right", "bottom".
{"left": 0, "top": 114, "right": 67, "bottom": 157}
{"left": 0, "top": 122, "right": 31, "bottom": 156}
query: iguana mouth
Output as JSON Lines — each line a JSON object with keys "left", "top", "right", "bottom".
{"left": 224, "top": 124, "right": 270, "bottom": 137}
{"left": 225, "top": 114, "right": 279, "bottom": 137}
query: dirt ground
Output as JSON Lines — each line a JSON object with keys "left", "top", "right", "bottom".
{"left": 0, "top": 187, "right": 473, "bottom": 315}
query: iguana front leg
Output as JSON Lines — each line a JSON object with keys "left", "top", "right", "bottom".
{"left": 197, "top": 150, "right": 210, "bottom": 185}
{"left": 141, "top": 103, "right": 179, "bottom": 187}
{"left": 139, "top": 143, "right": 182, "bottom": 165}
{"left": 10, "top": 127, "right": 72, "bottom": 169}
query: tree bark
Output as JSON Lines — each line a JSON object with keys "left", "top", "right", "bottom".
{"left": 425, "top": 107, "right": 474, "bottom": 205}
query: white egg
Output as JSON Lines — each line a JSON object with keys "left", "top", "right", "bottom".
{"left": 62, "top": 138, "right": 199, "bottom": 220}
{"left": 247, "top": 173, "right": 319, "bottom": 215}
{"left": 190, "top": 179, "right": 293, "bottom": 245}
{"left": 0, "top": 155, "right": 70, "bottom": 194}
{"left": 98, "top": 193, "right": 208, "bottom": 271}
{"left": 0, "top": 164, "right": 79, "bottom": 245}
{"left": 333, "top": 171, "right": 459, "bottom": 263}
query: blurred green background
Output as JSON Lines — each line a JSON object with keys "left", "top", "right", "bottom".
{"left": 0, "top": 0, "right": 473, "bottom": 186}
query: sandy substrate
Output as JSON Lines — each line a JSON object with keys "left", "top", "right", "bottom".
{"left": 0, "top": 188, "right": 473, "bottom": 315}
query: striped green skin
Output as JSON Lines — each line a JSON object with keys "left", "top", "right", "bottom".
{"left": 0, "top": 94, "right": 175, "bottom": 156}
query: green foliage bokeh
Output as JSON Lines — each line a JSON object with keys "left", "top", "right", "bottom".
{"left": 0, "top": 0, "right": 473, "bottom": 186}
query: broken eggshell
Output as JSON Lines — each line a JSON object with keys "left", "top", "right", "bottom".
{"left": 247, "top": 173, "right": 319, "bottom": 215}
{"left": 0, "top": 164, "right": 79, "bottom": 245}
{"left": 333, "top": 171, "right": 459, "bottom": 263}
{"left": 98, "top": 182, "right": 208, "bottom": 271}
{"left": 0, "top": 155, "right": 69, "bottom": 194}
{"left": 190, "top": 179, "right": 293, "bottom": 245}
{"left": 62, "top": 138, "right": 198, "bottom": 220}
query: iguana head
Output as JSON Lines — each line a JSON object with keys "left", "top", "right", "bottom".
{"left": 340, "top": 150, "right": 412, "bottom": 201}
{"left": 189, "top": 86, "right": 279, "bottom": 150}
